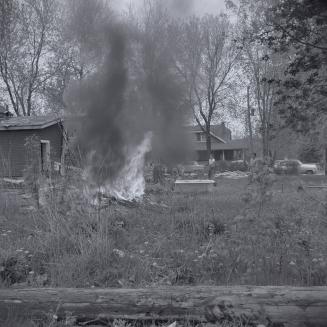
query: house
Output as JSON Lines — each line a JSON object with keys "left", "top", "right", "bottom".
{"left": 187, "top": 123, "right": 248, "bottom": 162}
{"left": 0, "top": 115, "right": 64, "bottom": 177}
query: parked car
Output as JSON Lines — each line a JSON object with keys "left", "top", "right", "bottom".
{"left": 274, "top": 159, "right": 318, "bottom": 175}
{"left": 274, "top": 160, "right": 298, "bottom": 175}
{"left": 298, "top": 160, "right": 319, "bottom": 174}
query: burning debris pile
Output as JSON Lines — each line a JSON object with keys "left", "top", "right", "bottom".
{"left": 64, "top": 12, "right": 189, "bottom": 202}
{"left": 103, "top": 132, "right": 152, "bottom": 200}
{"left": 83, "top": 132, "right": 152, "bottom": 203}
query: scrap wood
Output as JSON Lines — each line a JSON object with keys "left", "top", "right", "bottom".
{"left": 94, "top": 194, "right": 140, "bottom": 209}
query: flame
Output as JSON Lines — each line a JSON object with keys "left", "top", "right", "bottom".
{"left": 84, "top": 132, "right": 152, "bottom": 202}
{"left": 106, "top": 132, "right": 152, "bottom": 200}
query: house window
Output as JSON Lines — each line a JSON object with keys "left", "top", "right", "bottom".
{"left": 196, "top": 132, "right": 206, "bottom": 142}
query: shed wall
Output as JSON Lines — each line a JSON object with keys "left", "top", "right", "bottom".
{"left": 0, "top": 123, "right": 63, "bottom": 177}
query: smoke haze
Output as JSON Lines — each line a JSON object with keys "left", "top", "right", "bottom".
{"left": 64, "top": 6, "right": 190, "bottom": 189}
{"left": 112, "top": 0, "right": 226, "bottom": 17}
{"left": 166, "top": 0, "right": 195, "bottom": 17}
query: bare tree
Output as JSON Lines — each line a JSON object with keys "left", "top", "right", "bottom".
{"left": 52, "top": 0, "right": 114, "bottom": 113}
{"left": 244, "top": 44, "right": 283, "bottom": 157}
{"left": 0, "top": 0, "right": 13, "bottom": 43}
{"left": 236, "top": 0, "right": 286, "bottom": 158}
{"left": 0, "top": 0, "right": 15, "bottom": 105}
{"left": 126, "top": 1, "right": 189, "bottom": 165}
{"left": 177, "top": 15, "right": 241, "bottom": 161}
{"left": 0, "top": 0, "right": 57, "bottom": 116}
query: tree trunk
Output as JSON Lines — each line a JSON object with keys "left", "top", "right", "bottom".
{"left": 0, "top": 286, "right": 326, "bottom": 326}
{"left": 206, "top": 131, "right": 213, "bottom": 179}
{"left": 153, "top": 163, "right": 164, "bottom": 184}
{"left": 262, "top": 126, "right": 269, "bottom": 158}
{"left": 206, "top": 127, "right": 211, "bottom": 162}
{"left": 247, "top": 86, "right": 254, "bottom": 155}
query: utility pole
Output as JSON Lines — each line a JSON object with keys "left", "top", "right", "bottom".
{"left": 247, "top": 86, "right": 254, "bottom": 155}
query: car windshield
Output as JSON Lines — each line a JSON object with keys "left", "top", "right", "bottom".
{"left": 289, "top": 160, "right": 301, "bottom": 165}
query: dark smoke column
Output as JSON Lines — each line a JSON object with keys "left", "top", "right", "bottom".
{"left": 78, "top": 26, "right": 129, "bottom": 187}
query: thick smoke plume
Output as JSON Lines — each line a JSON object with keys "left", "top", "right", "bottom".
{"left": 64, "top": 9, "right": 190, "bottom": 195}
{"left": 167, "top": 0, "right": 195, "bottom": 17}
{"left": 65, "top": 24, "right": 129, "bottom": 186}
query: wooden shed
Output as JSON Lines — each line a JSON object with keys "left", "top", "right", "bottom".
{"left": 0, "top": 115, "right": 64, "bottom": 177}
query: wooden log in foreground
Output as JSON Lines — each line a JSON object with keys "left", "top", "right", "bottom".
{"left": 0, "top": 286, "right": 327, "bottom": 326}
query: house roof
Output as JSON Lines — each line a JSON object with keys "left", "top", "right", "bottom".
{"left": 185, "top": 124, "right": 228, "bottom": 143}
{"left": 193, "top": 138, "right": 248, "bottom": 151}
{"left": 0, "top": 115, "right": 62, "bottom": 130}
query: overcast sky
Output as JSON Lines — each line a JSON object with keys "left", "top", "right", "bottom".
{"left": 112, "top": 0, "right": 227, "bottom": 17}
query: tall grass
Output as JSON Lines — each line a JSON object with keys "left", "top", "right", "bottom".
{"left": 0, "top": 173, "right": 327, "bottom": 288}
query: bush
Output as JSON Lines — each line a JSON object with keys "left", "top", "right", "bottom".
{"left": 299, "top": 146, "right": 321, "bottom": 163}
{"left": 230, "top": 160, "right": 248, "bottom": 171}
{"left": 213, "top": 160, "right": 231, "bottom": 172}
{"left": 0, "top": 255, "right": 30, "bottom": 285}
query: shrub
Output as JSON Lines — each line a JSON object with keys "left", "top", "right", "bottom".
{"left": 230, "top": 160, "right": 248, "bottom": 171}
{"left": 0, "top": 255, "right": 30, "bottom": 285}
{"left": 298, "top": 138, "right": 321, "bottom": 163}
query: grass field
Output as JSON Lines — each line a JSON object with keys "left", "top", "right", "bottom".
{"left": 1, "top": 173, "right": 327, "bottom": 290}
{"left": 1, "top": 173, "right": 327, "bottom": 326}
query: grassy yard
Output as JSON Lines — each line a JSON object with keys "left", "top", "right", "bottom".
{"left": 0, "top": 173, "right": 327, "bottom": 326}
{"left": 1, "top": 173, "right": 327, "bottom": 290}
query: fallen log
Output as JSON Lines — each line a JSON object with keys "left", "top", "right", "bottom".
{"left": 0, "top": 286, "right": 327, "bottom": 326}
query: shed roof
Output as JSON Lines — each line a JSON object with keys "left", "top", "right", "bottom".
{"left": 0, "top": 115, "right": 62, "bottom": 130}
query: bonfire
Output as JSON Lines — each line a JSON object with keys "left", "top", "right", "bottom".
{"left": 83, "top": 132, "right": 152, "bottom": 204}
